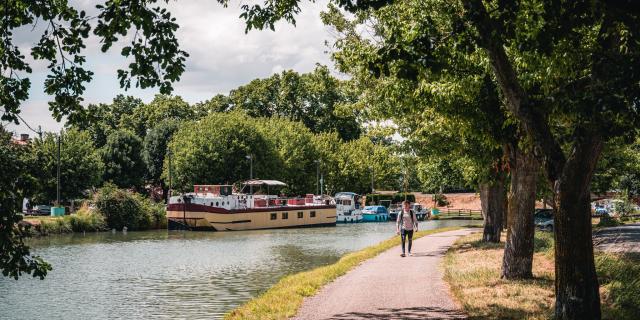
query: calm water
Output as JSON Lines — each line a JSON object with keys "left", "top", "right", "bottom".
{"left": 0, "top": 220, "right": 477, "bottom": 320}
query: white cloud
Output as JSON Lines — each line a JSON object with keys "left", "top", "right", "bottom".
{"left": 6, "top": 0, "right": 335, "bottom": 135}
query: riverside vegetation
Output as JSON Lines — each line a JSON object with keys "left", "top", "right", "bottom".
{"left": 224, "top": 226, "right": 462, "bottom": 320}
{"left": 26, "top": 184, "right": 166, "bottom": 236}
{"left": 444, "top": 232, "right": 640, "bottom": 320}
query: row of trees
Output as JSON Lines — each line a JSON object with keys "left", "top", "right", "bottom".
{"left": 16, "top": 66, "right": 471, "bottom": 206}
{"left": 294, "top": 1, "right": 639, "bottom": 319}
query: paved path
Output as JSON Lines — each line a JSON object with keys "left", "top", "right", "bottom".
{"left": 594, "top": 223, "right": 640, "bottom": 253}
{"left": 292, "top": 228, "right": 473, "bottom": 320}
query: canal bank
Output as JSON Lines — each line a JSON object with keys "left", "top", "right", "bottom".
{"left": 0, "top": 220, "right": 478, "bottom": 319}
{"left": 225, "top": 227, "right": 475, "bottom": 320}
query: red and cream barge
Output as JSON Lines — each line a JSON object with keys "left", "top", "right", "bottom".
{"left": 167, "top": 180, "right": 337, "bottom": 231}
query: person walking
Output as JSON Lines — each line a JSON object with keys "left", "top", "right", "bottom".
{"left": 396, "top": 200, "right": 418, "bottom": 257}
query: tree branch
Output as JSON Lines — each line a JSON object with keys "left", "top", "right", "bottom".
{"left": 462, "top": 0, "right": 566, "bottom": 182}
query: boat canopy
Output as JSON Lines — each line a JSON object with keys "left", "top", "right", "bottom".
{"left": 242, "top": 179, "right": 287, "bottom": 187}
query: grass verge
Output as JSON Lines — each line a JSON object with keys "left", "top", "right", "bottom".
{"left": 24, "top": 208, "right": 107, "bottom": 235}
{"left": 444, "top": 232, "right": 640, "bottom": 319}
{"left": 224, "top": 226, "right": 463, "bottom": 320}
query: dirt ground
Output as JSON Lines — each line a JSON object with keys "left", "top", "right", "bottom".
{"left": 414, "top": 192, "right": 547, "bottom": 210}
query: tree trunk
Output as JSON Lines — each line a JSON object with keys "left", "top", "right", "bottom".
{"left": 553, "top": 135, "right": 603, "bottom": 320}
{"left": 502, "top": 146, "right": 537, "bottom": 279}
{"left": 480, "top": 179, "right": 505, "bottom": 242}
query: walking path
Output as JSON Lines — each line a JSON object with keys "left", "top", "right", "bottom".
{"left": 594, "top": 223, "right": 640, "bottom": 253}
{"left": 292, "top": 228, "right": 474, "bottom": 320}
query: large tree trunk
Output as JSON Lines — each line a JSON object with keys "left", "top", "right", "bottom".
{"left": 462, "top": 2, "right": 603, "bottom": 316}
{"left": 502, "top": 146, "right": 537, "bottom": 279}
{"left": 480, "top": 179, "right": 505, "bottom": 242}
{"left": 553, "top": 135, "right": 603, "bottom": 320}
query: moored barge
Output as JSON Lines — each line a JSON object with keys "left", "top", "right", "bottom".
{"left": 167, "top": 180, "right": 336, "bottom": 231}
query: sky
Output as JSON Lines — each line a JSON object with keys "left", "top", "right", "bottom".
{"left": 5, "top": 0, "right": 336, "bottom": 136}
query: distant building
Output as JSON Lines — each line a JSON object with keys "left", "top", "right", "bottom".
{"left": 11, "top": 133, "right": 30, "bottom": 146}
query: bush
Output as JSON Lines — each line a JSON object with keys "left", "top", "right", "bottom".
{"left": 39, "top": 218, "right": 72, "bottom": 235}
{"left": 94, "top": 184, "right": 166, "bottom": 231}
{"left": 597, "top": 215, "right": 622, "bottom": 228}
{"left": 143, "top": 200, "right": 167, "bottom": 229}
{"left": 36, "top": 208, "right": 107, "bottom": 235}
{"left": 68, "top": 208, "right": 107, "bottom": 232}
{"left": 434, "top": 193, "right": 449, "bottom": 206}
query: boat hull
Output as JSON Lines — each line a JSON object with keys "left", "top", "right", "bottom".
{"left": 167, "top": 203, "right": 336, "bottom": 231}
{"left": 362, "top": 213, "right": 389, "bottom": 222}
{"left": 337, "top": 215, "right": 363, "bottom": 223}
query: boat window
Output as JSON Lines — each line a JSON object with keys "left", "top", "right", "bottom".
{"left": 271, "top": 213, "right": 277, "bottom": 220}
{"left": 310, "top": 211, "right": 316, "bottom": 218}
{"left": 282, "top": 212, "right": 288, "bottom": 219}
{"left": 216, "top": 202, "right": 219, "bottom": 206}
{"left": 298, "top": 211, "right": 303, "bottom": 218}
{"left": 210, "top": 202, "right": 214, "bottom": 206}
{"left": 344, "top": 200, "right": 351, "bottom": 206}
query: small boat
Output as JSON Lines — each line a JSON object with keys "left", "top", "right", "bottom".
{"left": 167, "top": 180, "right": 336, "bottom": 231}
{"left": 361, "top": 205, "right": 390, "bottom": 222}
{"left": 411, "top": 203, "right": 429, "bottom": 221}
{"left": 388, "top": 204, "right": 401, "bottom": 221}
{"left": 334, "top": 192, "right": 363, "bottom": 223}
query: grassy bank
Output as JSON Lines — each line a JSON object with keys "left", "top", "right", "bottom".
{"left": 225, "top": 226, "right": 463, "bottom": 320}
{"left": 24, "top": 209, "right": 108, "bottom": 235}
{"left": 444, "top": 232, "right": 640, "bottom": 319}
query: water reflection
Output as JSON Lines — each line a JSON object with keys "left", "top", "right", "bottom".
{"left": 0, "top": 220, "right": 478, "bottom": 319}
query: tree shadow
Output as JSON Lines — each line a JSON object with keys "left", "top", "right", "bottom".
{"left": 327, "top": 306, "right": 467, "bottom": 319}
{"left": 408, "top": 245, "right": 451, "bottom": 257}
{"left": 464, "top": 303, "right": 554, "bottom": 320}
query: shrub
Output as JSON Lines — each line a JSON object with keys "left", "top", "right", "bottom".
{"left": 597, "top": 215, "right": 621, "bottom": 228}
{"left": 95, "top": 184, "right": 149, "bottom": 230}
{"left": 39, "top": 218, "right": 72, "bottom": 235}
{"left": 142, "top": 200, "right": 167, "bottom": 229}
{"left": 434, "top": 193, "right": 449, "bottom": 206}
{"left": 68, "top": 208, "right": 106, "bottom": 232}
{"left": 94, "top": 183, "right": 166, "bottom": 231}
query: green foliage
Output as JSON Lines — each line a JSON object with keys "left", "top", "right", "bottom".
{"left": 596, "top": 254, "right": 640, "bottom": 319}
{"left": 121, "top": 95, "right": 194, "bottom": 138}
{"left": 593, "top": 139, "right": 640, "bottom": 197}
{"left": 68, "top": 95, "right": 144, "bottom": 148}
{"left": 30, "top": 129, "right": 104, "bottom": 203}
{"left": 37, "top": 211, "right": 108, "bottom": 235}
{"left": 596, "top": 216, "right": 621, "bottom": 228}
{"left": 143, "top": 120, "right": 180, "bottom": 187}
{"left": 202, "top": 66, "right": 361, "bottom": 141}
{"left": 167, "top": 112, "right": 400, "bottom": 195}
{"left": 417, "top": 158, "right": 468, "bottom": 193}
{"left": 0, "top": 130, "right": 52, "bottom": 280}
{"left": 94, "top": 184, "right": 160, "bottom": 230}
{"left": 433, "top": 193, "right": 449, "bottom": 207}
{"left": 256, "top": 118, "right": 319, "bottom": 195}
{"left": 68, "top": 209, "right": 107, "bottom": 232}
{"left": 613, "top": 193, "right": 635, "bottom": 218}
{"left": 101, "top": 130, "right": 146, "bottom": 189}
{"left": 166, "top": 111, "right": 279, "bottom": 191}
{"left": 1, "top": 1, "right": 187, "bottom": 124}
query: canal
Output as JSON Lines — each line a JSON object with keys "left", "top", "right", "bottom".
{"left": 0, "top": 220, "right": 478, "bottom": 319}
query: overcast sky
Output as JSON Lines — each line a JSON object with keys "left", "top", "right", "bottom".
{"left": 5, "top": 0, "right": 335, "bottom": 135}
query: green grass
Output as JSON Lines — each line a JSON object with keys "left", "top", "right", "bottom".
{"left": 26, "top": 208, "right": 108, "bottom": 235}
{"left": 444, "top": 231, "right": 640, "bottom": 320}
{"left": 224, "top": 226, "right": 463, "bottom": 320}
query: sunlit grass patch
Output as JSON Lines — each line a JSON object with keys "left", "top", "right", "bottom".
{"left": 445, "top": 231, "right": 639, "bottom": 320}
{"left": 225, "top": 226, "right": 463, "bottom": 320}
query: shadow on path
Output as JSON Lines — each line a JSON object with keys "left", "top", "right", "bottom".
{"left": 328, "top": 306, "right": 467, "bottom": 319}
